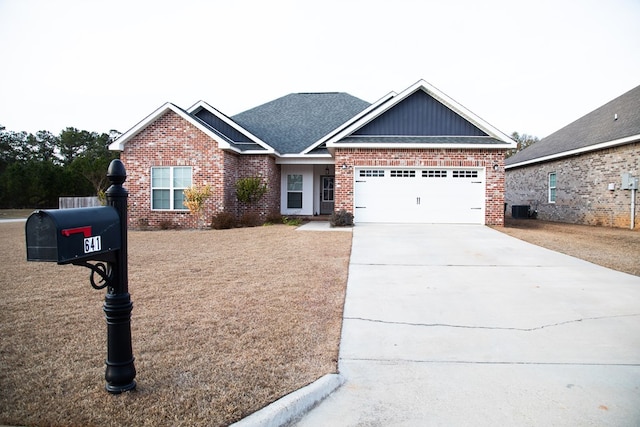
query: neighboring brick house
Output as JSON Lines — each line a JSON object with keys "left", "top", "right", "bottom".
{"left": 109, "top": 80, "right": 515, "bottom": 228}
{"left": 505, "top": 84, "right": 640, "bottom": 229}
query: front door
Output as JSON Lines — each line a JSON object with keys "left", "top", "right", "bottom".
{"left": 320, "top": 175, "right": 334, "bottom": 215}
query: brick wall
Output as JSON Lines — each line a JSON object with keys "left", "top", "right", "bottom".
{"left": 334, "top": 148, "right": 507, "bottom": 225}
{"left": 120, "top": 110, "right": 278, "bottom": 229}
{"left": 234, "top": 155, "right": 281, "bottom": 220}
{"left": 505, "top": 142, "right": 639, "bottom": 229}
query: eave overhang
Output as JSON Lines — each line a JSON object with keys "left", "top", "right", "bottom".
{"left": 506, "top": 134, "right": 640, "bottom": 169}
{"left": 276, "top": 154, "right": 333, "bottom": 165}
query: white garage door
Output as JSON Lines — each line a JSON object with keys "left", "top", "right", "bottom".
{"left": 354, "top": 168, "right": 485, "bottom": 224}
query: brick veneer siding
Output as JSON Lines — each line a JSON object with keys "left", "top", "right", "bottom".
{"left": 120, "top": 110, "right": 279, "bottom": 229}
{"left": 234, "top": 154, "right": 281, "bottom": 220}
{"left": 333, "top": 148, "right": 507, "bottom": 226}
{"left": 505, "top": 142, "right": 640, "bottom": 229}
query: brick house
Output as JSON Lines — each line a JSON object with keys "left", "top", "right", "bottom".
{"left": 109, "top": 80, "right": 515, "bottom": 228}
{"left": 505, "top": 84, "right": 640, "bottom": 229}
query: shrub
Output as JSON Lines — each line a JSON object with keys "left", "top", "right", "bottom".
{"left": 330, "top": 210, "right": 354, "bottom": 227}
{"left": 239, "top": 212, "right": 261, "bottom": 227}
{"left": 265, "top": 211, "right": 283, "bottom": 225}
{"left": 211, "top": 212, "right": 237, "bottom": 230}
{"left": 183, "top": 185, "right": 212, "bottom": 229}
{"left": 282, "top": 216, "right": 302, "bottom": 226}
{"left": 235, "top": 177, "right": 267, "bottom": 203}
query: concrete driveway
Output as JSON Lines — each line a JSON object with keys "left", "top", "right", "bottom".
{"left": 295, "top": 224, "right": 640, "bottom": 426}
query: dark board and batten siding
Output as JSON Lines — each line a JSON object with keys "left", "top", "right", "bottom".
{"left": 354, "top": 90, "right": 487, "bottom": 137}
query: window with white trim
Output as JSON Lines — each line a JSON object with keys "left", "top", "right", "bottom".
{"left": 287, "top": 174, "right": 303, "bottom": 209}
{"left": 548, "top": 172, "right": 557, "bottom": 203}
{"left": 151, "top": 166, "right": 192, "bottom": 210}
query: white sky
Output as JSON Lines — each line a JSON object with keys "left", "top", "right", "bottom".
{"left": 1, "top": 0, "right": 639, "bottom": 139}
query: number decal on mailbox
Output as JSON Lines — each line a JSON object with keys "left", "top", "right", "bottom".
{"left": 84, "top": 236, "right": 102, "bottom": 254}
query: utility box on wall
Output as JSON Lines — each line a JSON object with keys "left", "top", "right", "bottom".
{"left": 621, "top": 173, "right": 639, "bottom": 190}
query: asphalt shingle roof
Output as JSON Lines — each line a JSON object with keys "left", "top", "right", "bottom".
{"left": 232, "top": 93, "right": 371, "bottom": 154}
{"left": 506, "top": 84, "right": 640, "bottom": 166}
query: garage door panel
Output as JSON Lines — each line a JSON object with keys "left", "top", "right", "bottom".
{"left": 354, "top": 168, "right": 485, "bottom": 224}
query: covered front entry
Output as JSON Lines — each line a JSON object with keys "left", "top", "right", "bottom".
{"left": 353, "top": 167, "right": 485, "bottom": 224}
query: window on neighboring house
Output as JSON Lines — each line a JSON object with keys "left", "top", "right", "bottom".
{"left": 287, "top": 174, "right": 303, "bottom": 209}
{"left": 548, "top": 172, "right": 557, "bottom": 203}
{"left": 151, "top": 166, "right": 192, "bottom": 210}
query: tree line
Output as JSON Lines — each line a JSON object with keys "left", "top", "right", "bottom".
{"left": 0, "top": 125, "right": 120, "bottom": 209}
{"left": 0, "top": 125, "right": 537, "bottom": 210}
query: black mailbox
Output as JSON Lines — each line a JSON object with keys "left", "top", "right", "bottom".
{"left": 26, "top": 206, "right": 121, "bottom": 264}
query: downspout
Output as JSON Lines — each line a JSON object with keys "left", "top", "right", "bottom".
{"left": 632, "top": 187, "right": 636, "bottom": 230}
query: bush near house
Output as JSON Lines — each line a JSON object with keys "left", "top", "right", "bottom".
{"left": 239, "top": 212, "right": 261, "bottom": 227}
{"left": 211, "top": 211, "right": 237, "bottom": 229}
{"left": 330, "top": 209, "right": 354, "bottom": 227}
{"left": 235, "top": 177, "right": 268, "bottom": 204}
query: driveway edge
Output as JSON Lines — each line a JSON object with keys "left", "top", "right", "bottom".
{"left": 229, "top": 373, "right": 345, "bottom": 427}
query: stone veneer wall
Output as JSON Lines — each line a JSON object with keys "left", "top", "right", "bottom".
{"left": 505, "top": 142, "right": 639, "bottom": 229}
{"left": 333, "top": 148, "right": 507, "bottom": 226}
{"left": 120, "top": 110, "right": 279, "bottom": 229}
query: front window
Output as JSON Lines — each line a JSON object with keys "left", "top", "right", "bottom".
{"left": 151, "top": 166, "right": 192, "bottom": 210}
{"left": 548, "top": 172, "right": 557, "bottom": 203}
{"left": 287, "top": 174, "right": 303, "bottom": 209}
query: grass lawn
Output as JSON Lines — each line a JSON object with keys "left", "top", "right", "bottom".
{"left": 0, "top": 221, "right": 352, "bottom": 426}
{"left": 0, "top": 209, "right": 34, "bottom": 219}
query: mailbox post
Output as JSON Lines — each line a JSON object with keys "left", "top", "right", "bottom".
{"left": 103, "top": 159, "right": 136, "bottom": 393}
{"left": 25, "top": 159, "right": 136, "bottom": 393}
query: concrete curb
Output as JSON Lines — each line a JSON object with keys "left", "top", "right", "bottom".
{"left": 230, "top": 373, "right": 345, "bottom": 427}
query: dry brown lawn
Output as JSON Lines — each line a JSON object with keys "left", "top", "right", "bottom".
{"left": 494, "top": 218, "right": 640, "bottom": 277}
{"left": 3, "top": 212, "right": 639, "bottom": 427}
{"left": 0, "top": 221, "right": 352, "bottom": 427}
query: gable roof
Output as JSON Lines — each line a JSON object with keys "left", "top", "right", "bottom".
{"left": 326, "top": 80, "right": 515, "bottom": 149}
{"left": 108, "top": 102, "right": 274, "bottom": 154}
{"left": 506, "top": 84, "right": 640, "bottom": 168}
{"left": 231, "top": 93, "right": 371, "bottom": 154}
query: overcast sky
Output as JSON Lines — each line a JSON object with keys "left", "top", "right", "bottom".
{"left": 1, "top": 0, "right": 639, "bottom": 139}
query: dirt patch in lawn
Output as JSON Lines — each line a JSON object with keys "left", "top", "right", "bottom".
{"left": 0, "top": 222, "right": 352, "bottom": 427}
{"left": 493, "top": 218, "right": 640, "bottom": 277}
